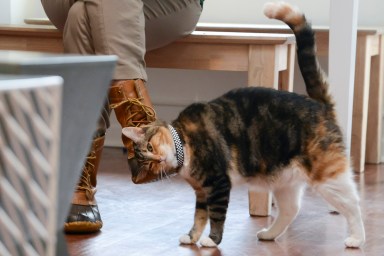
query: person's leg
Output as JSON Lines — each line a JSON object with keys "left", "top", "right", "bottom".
{"left": 41, "top": 0, "right": 75, "bottom": 31}
{"left": 41, "top": 0, "right": 113, "bottom": 233}
{"left": 85, "top": 0, "right": 203, "bottom": 184}
{"left": 144, "top": 0, "right": 203, "bottom": 51}
{"left": 42, "top": 0, "right": 150, "bottom": 233}
{"left": 80, "top": 0, "right": 155, "bottom": 172}
{"left": 125, "top": 0, "right": 203, "bottom": 184}
{"left": 40, "top": 0, "right": 202, "bottom": 233}
{"left": 81, "top": 0, "right": 203, "bottom": 80}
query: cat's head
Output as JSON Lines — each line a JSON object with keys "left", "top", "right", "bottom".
{"left": 122, "top": 120, "right": 180, "bottom": 184}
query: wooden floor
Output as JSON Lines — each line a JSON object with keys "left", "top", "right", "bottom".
{"left": 65, "top": 147, "right": 384, "bottom": 256}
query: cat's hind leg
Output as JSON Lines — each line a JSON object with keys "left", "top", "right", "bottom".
{"left": 257, "top": 184, "right": 305, "bottom": 240}
{"left": 314, "top": 170, "right": 365, "bottom": 248}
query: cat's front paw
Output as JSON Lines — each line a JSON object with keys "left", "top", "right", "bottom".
{"left": 200, "top": 236, "right": 218, "bottom": 247}
{"left": 179, "top": 234, "right": 195, "bottom": 245}
{"left": 257, "top": 228, "right": 277, "bottom": 241}
{"left": 344, "top": 236, "right": 365, "bottom": 248}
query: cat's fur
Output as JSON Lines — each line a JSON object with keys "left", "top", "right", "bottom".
{"left": 122, "top": 2, "right": 365, "bottom": 248}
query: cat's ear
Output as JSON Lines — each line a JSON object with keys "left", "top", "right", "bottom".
{"left": 122, "top": 127, "right": 145, "bottom": 143}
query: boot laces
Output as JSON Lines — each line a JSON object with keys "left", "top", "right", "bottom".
{"left": 110, "top": 98, "right": 156, "bottom": 127}
{"left": 77, "top": 151, "right": 97, "bottom": 200}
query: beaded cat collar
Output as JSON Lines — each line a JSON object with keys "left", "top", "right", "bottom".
{"left": 168, "top": 125, "right": 184, "bottom": 168}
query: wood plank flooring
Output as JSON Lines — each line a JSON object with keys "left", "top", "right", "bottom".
{"left": 65, "top": 147, "right": 384, "bottom": 256}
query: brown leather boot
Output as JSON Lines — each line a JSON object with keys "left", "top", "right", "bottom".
{"left": 109, "top": 79, "right": 158, "bottom": 184}
{"left": 64, "top": 135, "right": 105, "bottom": 233}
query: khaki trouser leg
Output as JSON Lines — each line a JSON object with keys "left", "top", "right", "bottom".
{"left": 64, "top": 0, "right": 147, "bottom": 80}
{"left": 42, "top": 0, "right": 202, "bottom": 80}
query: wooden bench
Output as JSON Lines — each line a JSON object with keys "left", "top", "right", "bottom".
{"left": 0, "top": 25, "right": 295, "bottom": 89}
{"left": 196, "top": 23, "right": 384, "bottom": 173}
{"left": 0, "top": 24, "right": 296, "bottom": 217}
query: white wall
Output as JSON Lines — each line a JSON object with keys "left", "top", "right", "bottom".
{"left": 0, "top": 0, "right": 10, "bottom": 24}
{"left": 9, "top": 0, "right": 384, "bottom": 27}
{"left": 11, "top": 0, "right": 26, "bottom": 24}
{"left": 0, "top": 0, "right": 45, "bottom": 24}
{"left": 200, "top": 0, "right": 384, "bottom": 26}
{"left": 10, "top": 0, "right": 46, "bottom": 24}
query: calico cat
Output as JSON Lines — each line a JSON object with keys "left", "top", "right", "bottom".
{"left": 122, "top": 1, "right": 365, "bottom": 248}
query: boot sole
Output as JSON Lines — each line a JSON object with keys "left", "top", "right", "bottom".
{"left": 64, "top": 221, "right": 103, "bottom": 233}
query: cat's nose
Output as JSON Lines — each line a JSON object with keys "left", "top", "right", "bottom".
{"left": 156, "top": 156, "right": 166, "bottom": 162}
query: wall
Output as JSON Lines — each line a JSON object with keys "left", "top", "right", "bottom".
{"left": 0, "top": 1, "right": 10, "bottom": 24}
{"left": 5, "top": 0, "right": 384, "bottom": 26}
{"left": 200, "top": 0, "right": 384, "bottom": 26}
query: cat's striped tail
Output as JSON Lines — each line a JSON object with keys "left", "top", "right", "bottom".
{"left": 263, "top": 2, "right": 334, "bottom": 107}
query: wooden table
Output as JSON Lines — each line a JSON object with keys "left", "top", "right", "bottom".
{"left": 197, "top": 23, "right": 384, "bottom": 172}
{"left": 0, "top": 24, "right": 297, "bottom": 217}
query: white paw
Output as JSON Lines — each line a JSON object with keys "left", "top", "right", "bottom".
{"left": 200, "top": 237, "right": 217, "bottom": 247}
{"left": 257, "top": 228, "right": 277, "bottom": 241}
{"left": 179, "top": 234, "right": 194, "bottom": 245}
{"left": 344, "top": 237, "right": 365, "bottom": 248}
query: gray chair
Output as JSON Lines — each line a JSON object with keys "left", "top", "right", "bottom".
{"left": 0, "top": 75, "right": 63, "bottom": 256}
{"left": 0, "top": 50, "right": 117, "bottom": 255}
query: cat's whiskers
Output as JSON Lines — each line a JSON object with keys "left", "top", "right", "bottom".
{"left": 160, "top": 166, "right": 173, "bottom": 182}
{"left": 159, "top": 167, "right": 163, "bottom": 181}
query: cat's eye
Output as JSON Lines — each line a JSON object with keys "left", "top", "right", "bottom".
{"left": 147, "top": 143, "right": 153, "bottom": 152}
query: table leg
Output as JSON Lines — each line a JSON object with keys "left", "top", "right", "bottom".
{"left": 366, "top": 34, "right": 384, "bottom": 164}
{"left": 351, "top": 35, "right": 372, "bottom": 172}
{"left": 279, "top": 44, "right": 295, "bottom": 92}
{"left": 247, "top": 44, "right": 287, "bottom": 216}
{"left": 248, "top": 44, "right": 279, "bottom": 89}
